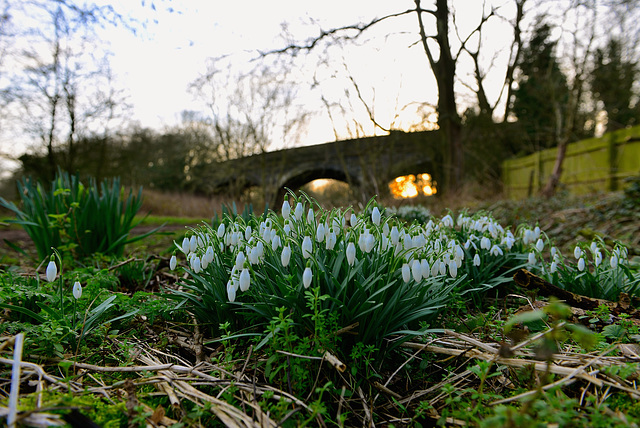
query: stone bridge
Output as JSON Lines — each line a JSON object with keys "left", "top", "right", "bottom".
{"left": 204, "top": 130, "right": 443, "bottom": 207}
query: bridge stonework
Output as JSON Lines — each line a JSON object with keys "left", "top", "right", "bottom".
{"left": 205, "top": 130, "right": 443, "bottom": 207}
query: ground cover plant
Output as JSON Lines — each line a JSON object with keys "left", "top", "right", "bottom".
{"left": 0, "top": 180, "right": 639, "bottom": 427}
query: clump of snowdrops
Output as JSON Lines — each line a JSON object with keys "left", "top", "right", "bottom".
{"left": 169, "top": 194, "right": 541, "bottom": 357}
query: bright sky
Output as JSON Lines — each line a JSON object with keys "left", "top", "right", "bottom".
{"left": 100, "top": 0, "right": 516, "bottom": 143}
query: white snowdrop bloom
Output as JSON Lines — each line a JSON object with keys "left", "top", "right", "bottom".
{"left": 235, "top": 251, "right": 246, "bottom": 270}
{"left": 284, "top": 222, "right": 291, "bottom": 236}
{"left": 402, "top": 263, "right": 411, "bottom": 283}
{"left": 302, "top": 236, "right": 313, "bottom": 259}
{"left": 271, "top": 234, "right": 282, "bottom": 251}
{"left": 455, "top": 257, "right": 462, "bottom": 268}
{"left": 431, "top": 261, "right": 440, "bottom": 277}
{"left": 464, "top": 239, "right": 471, "bottom": 250}
{"left": 316, "top": 223, "right": 325, "bottom": 243}
{"left": 595, "top": 251, "right": 602, "bottom": 267}
{"left": 239, "top": 268, "right": 250, "bottom": 292}
{"left": 504, "top": 232, "right": 515, "bottom": 250}
{"left": 189, "top": 235, "right": 197, "bottom": 253}
{"left": 550, "top": 247, "right": 557, "bottom": 258}
{"left": 358, "top": 232, "right": 367, "bottom": 252}
{"left": 390, "top": 226, "right": 400, "bottom": 245}
{"left": 382, "top": 222, "right": 390, "bottom": 236}
{"left": 256, "top": 241, "right": 264, "bottom": 259}
{"left": 473, "top": 253, "right": 481, "bottom": 267}
{"left": 439, "top": 261, "right": 447, "bottom": 276}
{"left": 533, "top": 226, "right": 541, "bottom": 239}
{"left": 442, "top": 214, "right": 453, "bottom": 228}
{"left": 421, "top": 259, "right": 430, "bottom": 278}
{"left": 307, "top": 208, "right": 315, "bottom": 224}
{"left": 523, "top": 229, "right": 533, "bottom": 245}
{"left": 380, "top": 234, "right": 389, "bottom": 251}
{"left": 326, "top": 232, "right": 337, "bottom": 250}
{"left": 535, "top": 238, "right": 544, "bottom": 252}
{"left": 169, "top": 255, "right": 177, "bottom": 270}
{"left": 244, "top": 226, "right": 252, "bottom": 241}
{"left": 550, "top": 261, "right": 558, "bottom": 273}
{"left": 412, "top": 259, "right": 422, "bottom": 282}
{"left": 346, "top": 242, "right": 356, "bottom": 266}
{"left": 46, "top": 259, "right": 57, "bottom": 282}
{"left": 574, "top": 246, "right": 582, "bottom": 260}
{"left": 202, "top": 254, "right": 210, "bottom": 269}
{"left": 191, "top": 256, "right": 201, "bottom": 273}
{"left": 403, "top": 234, "right": 412, "bottom": 249}
{"left": 249, "top": 247, "right": 259, "bottom": 264}
{"left": 488, "top": 223, "right": 497, "bottom": 239}
{"left": 231, "top": 232, "right": 239, "bottom": 246}
{"left": 578, "top": 257, "right": 585, "bottom": 272}
{"left": 181, "top": 237, "right": 190, "bottom": 254}
{"left": 227, "top": 280, "right": 237, "bottom": 302}
{"left": 455, "top": 244, "right": 464, "bottom": 260}
{"left": 448, "top": 260, "right": 458, "bottom": 278}
{"left": 610, "top": 254, "right": 618, "bottom": 269}
{"left": 350, "top": 213, "right": 358, "bottom": 227}
{"left": 270, "top": 229, "right": 277, "bottom": 243}
{"left": 528, "top": 252, "right": 536, "bottom": 265}
{"left": 281, "top": 245, "right": 292, "bottom": 267}
{"left": 371, "top": 207, "right": 381, "bottom": 226}
{"left": 481, "top": 236, "right": 491, "bottom": 250}
{"left": 294, "top": 202, "right": 304, "bottom": 220}
{"left": 620, "top": 247, "right": 628, "bottom": 259}
{"left": 303, "top": 266, "right": 313, "bottom": 288}
{"left": 282, "top": 200, "right": 291, "bottom": 219}
{"left": 72, "top": 281, "right": 82, "bottom": 299}
{"left": 205, "top": 246, "right": 214, "bottom": 263}
{"left": 365, "top": 234, "right": 375, "bottom": 253}
{"left": 590, "top": 241, "right": 598, "bottom": 254}
{"left": 197, "top": 235, "right": 204, "bottom": 249}
{"left": 490, "top": 245, "right": 504, "bottom": 257}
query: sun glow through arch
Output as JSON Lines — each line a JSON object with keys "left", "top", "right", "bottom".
{"left": 389, "top": 173, "right": 437, "bottom": 199}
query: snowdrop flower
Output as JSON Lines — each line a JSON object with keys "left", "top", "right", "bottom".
{"left": 189, "top": 235, "right": 197, "bottom": 253}
{"left": 249, "top": 246, "right": 259, "bottom": 264}
{"left": 533, "top": 226, "right": 541, "bottom": 239}
{"left": 350, "top": 213, "right": 358, "bottom": 227}
{"left": 281, "top": 245, "right": 291, "bottom": 267}
{"left": 191, "top": 256, "right": 201, "bottom": 273}
{"left": 302, "top": 236, "right": 313, "bottom": 259}
{"left": 421, "top": 259, "right": 430, "bottom": 278}
{"left": 181, "top": 237, "right": 190, "bottom": 254}
{"left": 346, "top": 242, "right": 356, "bottom": 266}
{"left": 490, "top": 245, "right": 503, "bottom": 257}
{"left": 535, "top": 238, "right": 544, "bottom": 252}
{"left": 235, "top": 251, "right": 246, "bottom": 270}
{"left": 239, "top": 267, "right": 250, "bottom": 292}
{"left": 442, "top": 214, "right": 453, "bottom": 228}
{"left": 481, "top": 236, "right": 491, "bottom": 250}
{"left": 382, "top": 222, "right": 389, "bottom": 236}
{"left": 402, "top": 263, "right": 411, "bottom": 283}
{"left": 550, "top": 261, "right": 558, "bottom": 273}
{"left": 574, "top": 246, "right": 582, "bottom": 260}
{"left": 550, "top": 247, "right": 557, "bottom": 258}
{"left": 72, "top": 281, "right": 82, "bottom": 299}
{"left": 326, "top": 232, "right": 337, "bottom": 250}
{"left": 523, "top": 229, "right": 533, "bottom": 245}
{"left": 284, "top": 222, "right": 291, "bottom": 236}
{"left": 227, "top": 280, "right": 237, "bottom": 302}
{"left": 169, "top": 254, "right": 177, "bottom": 270}
{"left": 439, "top": 261, "right": 447, "bottom": 276}
{"left": 594, "top": 251, "right": 602, "bottom": 267}
{"left": 365, "top": 234, "right": 375, "bottom": 253}
{"left": 473, "top": 253, "right": 481, "bottom": 267}
{"left": 578, "top": 257, "right": 585, "bottom": 272}
{"left": 412, "top": 259, "right": 422, "bottom": 282}
{"left": 294, "top": 202, "right": 304, "bottom": 220}
{"left": 201, "top": 256, "right": 209, "bottom": 270}
{"left": 271, "top": 234, "right": 281, "bottom": 251}
{"left": 217, "top": 223, "right": 225, "bottom": 238}
{"left": 527, "top": 252, "right": 536, "bottom": 265}
{"left": 244, "top": 226, "right": 252, "bottom": 241}
{"left": 448, "top": 260, "right": 458, "bottom": 278}
{"left": 46, "top": 258, "right": 57, "bottom": 282}
{"left": 431, "top": 262, "right": 440, "bottom": 277}
{"left": 390, "top": 226, "right": 400, "bottom": 245}
{"left": 371, "top": 206, "right": 381, "bottom": 226}
{"left": 610, "top": 254, "right": 618, "bottom": 269}
{"left": 282, "top": 200, "right": 291, "bottom": 219}
{"left": 307, "top": 208, "right": 315, "bottom": 224}
{"left": 303, "top": 265, "right": 313, "bottom": 288}
{"left": 316, "top": 223, "right": 325, "bottom": 243}
{"left": 590, "top": 241, "right": 598, "bottom": 254}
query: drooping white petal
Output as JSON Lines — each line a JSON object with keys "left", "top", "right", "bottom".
{"left": 610, "top": 254, "right": 618, "bottom": 269}
{"left": 402, "top": 263, "right": 411, "bottom": 283}
{"left": 282, "top": 200, "right": 291, "bottom": 219}
{"left": 170, "top": 255, "right": 177, "bottom": 270}
{"left": 473, "top": 253, "right": 481, "bottom": 267}
{"left": 578, "top": 257, "right": 585, "bottom": 272}
{"left": 302, "top": 236, "right": 313, "bottom": 259}
{"left": 316, "top": 223, "right": 325, "bottom": 243}
{"left": 239, "top": 268, "right": 250, "bottom": 291}
{"left": 46, "top": 260, "right": 57, "bottom": 282}
{"left": 294, "top": 202, "right": 304, "bottom": 220}
{"left": 536, "top": 238, "right": 544, "bottom": 252}
{"left": 281, "top": 245, "right": 291, "bottom": 267}
{"left": 235, "top": 251, "right": 245, "bottom": 270}
{"left": 303, "top": 266, "right": 312, "bottom": 288}
{"left": 371, "top": 207, "right": 381, "bottom": 226}
{"left": 346, "top": 242, "right": 356, "bottom": 266}
{"left": 72, "top": 281, "right": 82, "bottom": 299}
{"left": 528, "top": 252, "right": 536, "bottom": 265}
{"left": 448, "top": 260, "right": 458, "bottom": 278}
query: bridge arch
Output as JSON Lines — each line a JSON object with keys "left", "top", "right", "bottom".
{"left": 275, "top": 167, "right": 361, "bottom": 208}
